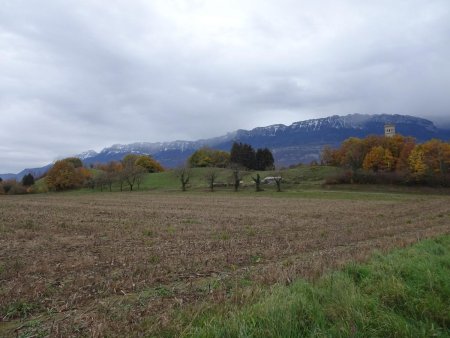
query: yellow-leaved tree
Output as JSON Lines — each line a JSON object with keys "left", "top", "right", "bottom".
{"left": 363, "top": 146, "right": 395, "bottom": 172}
{"left": 408, "top": 147, "right": 428, "bottom": 181}
{"left": 135, "top": 155, "right": 164, "bottom": 173}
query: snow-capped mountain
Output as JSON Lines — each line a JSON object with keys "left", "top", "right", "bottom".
{"left": 75, "top": 150, "right": 99, "bottom": 160}
{"left": 2, "top": 114, "right": 449, "bottom": 180}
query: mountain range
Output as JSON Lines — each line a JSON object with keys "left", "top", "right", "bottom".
{"left": 2, "top": 113, "right": 450, "bottom": 180}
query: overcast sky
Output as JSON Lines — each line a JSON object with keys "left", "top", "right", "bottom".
{"left": 1, "top": 0, "right": 450, "bottom": 173}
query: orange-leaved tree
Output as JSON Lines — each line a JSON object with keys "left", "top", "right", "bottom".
{"left": 419, "top": 139, "right": 450, "bottom": 175}
{"left": 46, "top": 158, "right": 88, "bottom": 191}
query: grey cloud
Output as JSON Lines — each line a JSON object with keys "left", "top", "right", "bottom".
{"left": 1, "top": 0, "right": 450, "bottom": 172}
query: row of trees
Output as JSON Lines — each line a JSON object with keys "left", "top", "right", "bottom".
{"left": 174, "top": 166, "right": 282, "bottom": 193}
{"left": 92, "top": 154, "right": 165, "bottom": 192}
{"left": 322, "top": 135, "right": 450, "bottom": 185}
{"left": 44, "top": 154, "right": 165, "bottom": 192}
{"left": 2, "top": 142, "right": 275, "bottom": 194}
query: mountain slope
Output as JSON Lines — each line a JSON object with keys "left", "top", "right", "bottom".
{"left": 2, "top": 114, "right": 450, "bottom": 180}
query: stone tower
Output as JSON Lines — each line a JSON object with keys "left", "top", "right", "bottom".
{"left": 384, "top": 124, "right": 395, "bottom": 137}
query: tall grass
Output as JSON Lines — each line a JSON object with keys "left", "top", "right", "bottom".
{"left": 183, "top": 236, "right": 450, "bottom": 337}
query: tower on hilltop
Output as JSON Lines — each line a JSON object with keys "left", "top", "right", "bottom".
{"left": 384, "top": 124, "right": 395, "bottom": 137}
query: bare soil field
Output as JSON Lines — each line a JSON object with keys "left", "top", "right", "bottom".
{"left": 1, "top": 191, "right": 449, "bottom": 336}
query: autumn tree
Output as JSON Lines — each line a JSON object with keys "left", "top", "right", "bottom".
{"left": 189, "top": 148, "right": 230, "bottom": 168}
{"left": 340, "top": 138, "right": 366, "bottom": 173}
{"left": 363, "top": 146, "right": 394, "bottom": 172}
{"left": 46, "top": 159, "right": 86, "bottom": 191}
{"left": 408, "top": 146, "right": 428, "bottom": 181}
{"left": 135, "top": 155, "right": 164, "bottom": 173}
{"left": 63, "top": 157, "right": 83, "bottom": 168}
{"left": 321, "top": 146, "right": 341, "bottom": 166}
{"left": 420, "top": 139, "right": 450, "bottom": 175}
{"left": 396, "top": 139, "right": 416, "bottom": 172}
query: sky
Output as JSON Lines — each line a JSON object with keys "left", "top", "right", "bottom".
{"left": 1, "top": 0, "right": 450, "bottom": 173}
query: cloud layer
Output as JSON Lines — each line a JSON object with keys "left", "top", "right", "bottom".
{"left": 1, "top": 0, "right": 450, "bottom": 172}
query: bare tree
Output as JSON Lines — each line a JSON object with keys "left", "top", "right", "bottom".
{"left": 175, "top": 166, "right": 191, "bottom": 191}
{"left": 122, "top": 155, "right": 146, "bottom": 191}
{"left": 95, "top": 171, "right": 107, "bottom": 192}
{"left": 135, "top": 166, "right": 146, "bottom": 190}
{"left": 205, "top": 168, "right": 218, "bottom": 192}
{"left": 252, "top": 173, "right": 262, "bottom": 192}
{"left": 117, "top": 171, "right": 126, "bottom": 192}
{"left": 104, "top": 161, "right": 122, "bottom": 192}
{"left": 232, "top": 167, "right": 241, "bottom": 192}
{"left": 273, "top": 172, "right": 283, "bottom": 192}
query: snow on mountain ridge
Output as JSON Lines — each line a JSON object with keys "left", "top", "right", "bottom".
{"left": 96, "top": 114, "right": 439, "bottom": 157}
{"left": 71, "top": 114, "right": 437, "bottom": 160}
{"left": 75, "top": 150, "right": 98, "bottom": 160}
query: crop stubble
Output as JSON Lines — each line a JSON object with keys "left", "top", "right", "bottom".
{"left": 0, "top": 192, "right": 449, "bottom": 335}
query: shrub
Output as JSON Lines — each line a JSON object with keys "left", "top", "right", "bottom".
{"left": 324, "top": 171, "right": 353, "bottom": 185}
{"left": 1, "top": 180, "right": 27, "bottom": 194}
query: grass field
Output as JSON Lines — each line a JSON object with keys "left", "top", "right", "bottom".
{"left": 1, "top": 187, "right": 449, "bottom": 337}
{"left": 184, "top": 235, "right": 450, "bottom": 337}
{"left": 31, "top": 165, "right": 339, "bottom": 194}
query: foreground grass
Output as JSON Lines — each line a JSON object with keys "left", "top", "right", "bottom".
{"left": 177, "top": 235, "right": 450, "bottom": 337}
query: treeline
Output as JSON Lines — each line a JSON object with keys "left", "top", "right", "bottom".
{"left": 48, "top": 154, "right": 164, "bottom": 192}
{"left": 0, "top": 154, "right": 165, "bottom": 194}
{"left": 2, "top": 142, "right": 276, "bottom": 194}
{"left": 322, "top": 135, "right": 450, "bottom": 186}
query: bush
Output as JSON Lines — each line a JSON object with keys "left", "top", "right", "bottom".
{"left": 324, "top": 171, "right": 353, "bottom": 185}
{"left": 353, "top": 171, "right": 407, "bottom": 185}
{"left": 1, "top": 180, "right": 27, "bottom": 195}
{"left": 8, "top": 184, "right": 27, "bottom": 195}
{"left": 325, "top": 170, "right": 409, "bottom": 185}
{"left": 421, "top": 173, "right": 450, "bottom": 187}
